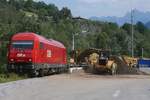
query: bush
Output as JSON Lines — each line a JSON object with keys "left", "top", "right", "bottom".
{"left": 0, "top": 64, "right": 7, "bottom": 74}
{"left": 0, "top": 65, "right": 26, "bottom": 83}
{"left": 0, "top": 73, "right": 26, "bottom": 83}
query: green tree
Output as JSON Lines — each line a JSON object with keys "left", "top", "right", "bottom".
{"left": 24, "top": 0, "right": 34, "bottom": 11}
{"left": 95, "top": 32, "right": 109, "bottom": 49}
{"left": 121, "top": 23, "right": 131, "bottom": 34}
{"left": 59, "top": 7, "right": 72, "bottom": 19}
{"left": 136, "top": 21, "right": 148, "bottom": 34}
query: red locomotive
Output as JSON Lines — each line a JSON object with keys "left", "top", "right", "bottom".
{"left": 7, "top": 32, "right": 67, "bottom": 76}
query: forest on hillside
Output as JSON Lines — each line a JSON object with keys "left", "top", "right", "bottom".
{"left": 0, "top": 0, "right": 150, "bottom": 71}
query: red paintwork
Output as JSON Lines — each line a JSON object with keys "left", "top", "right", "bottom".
{"left": 8, "top": 32, "right": 67, "bottom": 65}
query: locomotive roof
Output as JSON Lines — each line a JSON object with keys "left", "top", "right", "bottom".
{"left": 12, "top": 32, "right": 66, "bottom": 49}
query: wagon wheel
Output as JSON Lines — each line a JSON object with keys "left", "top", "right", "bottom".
{"left": 111, "top": 63, "right": 117, "bottom": 75}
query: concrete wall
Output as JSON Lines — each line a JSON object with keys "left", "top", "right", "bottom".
{"left": 139, "top": 68, "right": 150, "bottom": 74}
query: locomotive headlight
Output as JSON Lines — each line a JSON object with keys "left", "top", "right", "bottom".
{"left": 10, "top": 59, "right": 14, "bottom": 62}
{"left": 29, "top": 59, "right": 32, "bottom": 62}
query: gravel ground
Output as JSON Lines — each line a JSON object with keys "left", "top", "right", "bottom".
{"left": 0, "top": 72, "right": 150, "bottom": 100}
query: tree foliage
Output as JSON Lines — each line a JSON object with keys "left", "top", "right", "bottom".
{"left": 0, "top": 0, "right": 150, "bottom": 68}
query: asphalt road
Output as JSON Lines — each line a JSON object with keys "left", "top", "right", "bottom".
{"left": 0, "top": 74, "right": 150, "bottom": 100}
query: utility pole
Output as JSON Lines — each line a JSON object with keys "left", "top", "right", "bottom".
{"left": 72, "top": 30, "right": 86, "bottom": 51}
{"left": 72, "top": 34, "right": 75, "bottom": 51}
{"left": 72, "top": 33, "right": 79, "bottom": 51}
{"left": 142, "top": 47, "right": 144, "bottom": 58}
{"left": 131, "top": 7, "right": 134, "bottom": 57}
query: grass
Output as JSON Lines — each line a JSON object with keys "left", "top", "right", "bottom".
{"left": 0, "top": 73, "right": 26, "bottom": 83}
{"left": 0, "top": 64, "right": 28, "bottom": 83}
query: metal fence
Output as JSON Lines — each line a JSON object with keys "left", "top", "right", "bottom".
{"left": 138, "top": 59, "right": 150, "bottom": 68}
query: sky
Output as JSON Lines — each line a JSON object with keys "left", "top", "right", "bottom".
{"left": 35, "top": 0, "right": 150, "bottom": 18}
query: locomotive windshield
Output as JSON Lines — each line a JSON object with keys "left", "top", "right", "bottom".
{"left": 12, "top": 41, "right": 33, "bottom": 49}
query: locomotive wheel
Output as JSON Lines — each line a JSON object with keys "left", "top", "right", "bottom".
{"left": 111, "top": 63, "right": 117, "bottom": 75}
{"left": 39, "top": 69, "right": 44, "bottom": 77}
{"left": 29, "top": 71, "right": 39, "bottom": 78}
{"left": 56, "top": 68, "right": 61, "bottom": 74}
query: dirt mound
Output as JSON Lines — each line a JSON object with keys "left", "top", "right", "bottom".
{"left": 111, "top": 56, "right": 147, "bottom": 75}
{"left": 77, "top": 48, "right": 147, "bottom": 75}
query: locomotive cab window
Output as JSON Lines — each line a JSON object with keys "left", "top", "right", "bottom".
{"left": 40, "top": 42, "right": 44, "bottom": 49}
{"left": 12, "top": 41, "right": 33, "bottom": 49}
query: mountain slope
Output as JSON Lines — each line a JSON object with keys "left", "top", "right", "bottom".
{"left": 145, "top": 21, "right": 150, "bottom": 29}
{"left": 90, "top": 9, "right": 150, "bottom": 26}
